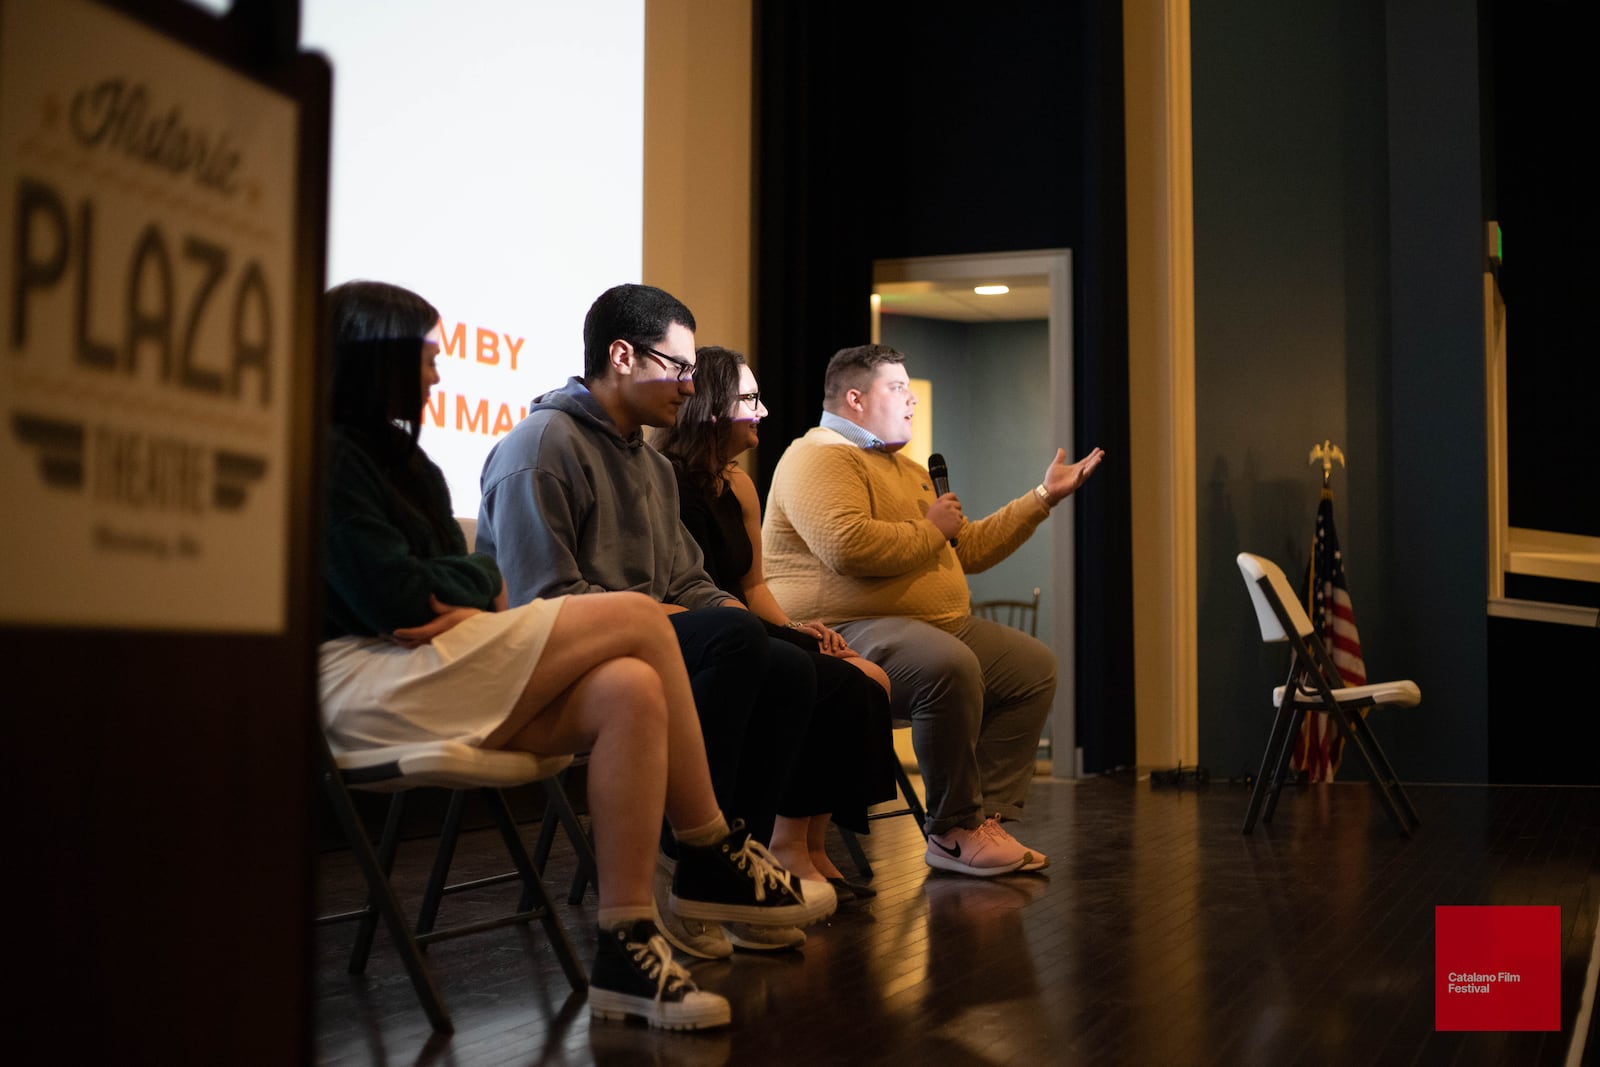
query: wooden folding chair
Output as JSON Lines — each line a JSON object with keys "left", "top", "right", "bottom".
{"left": 1235, "top": 552, "right": 1421, "bottom": 837}
{"left": 970, "top": 586, "right": 1042, "bottom": 637}
{"left": 317, "top": 737, "right": 587, "bottom": 1033}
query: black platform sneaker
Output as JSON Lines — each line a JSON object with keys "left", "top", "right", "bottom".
{"left": 588, "top": 919, "right": 731, "bottom": 1031}
{"left": 669, "top": 821, "right": 833, "bottom": 925}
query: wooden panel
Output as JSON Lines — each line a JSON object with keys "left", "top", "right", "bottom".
{"left": 1, "top": 1, "right": 329, "bottom": 1060}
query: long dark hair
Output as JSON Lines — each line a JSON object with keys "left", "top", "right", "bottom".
{"left": 325, "top": 280, "right": 458, "bottom": 549}
{"left": 651, "top": 345, "right": 745, "bottom": 498}
{"left": 327, "top": 279, "right": 440, "bottom": 448}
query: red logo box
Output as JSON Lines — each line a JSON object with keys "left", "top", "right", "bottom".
{"left": 1435, "top": 905, "right": 1559, "bottom": 1031}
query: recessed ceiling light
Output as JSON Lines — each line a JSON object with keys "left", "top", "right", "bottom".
{"left": 973, "top": 285, "right": 1009, "bottom": 296}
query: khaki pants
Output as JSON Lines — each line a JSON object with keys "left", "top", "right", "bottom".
{"left": 833, "top": 614, "right": 1056, "bottom": 835}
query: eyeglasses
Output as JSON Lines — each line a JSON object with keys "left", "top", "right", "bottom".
{"left": 635, "top": 343, "right": 697, "bottom": 381}
{"left": 737, "top": 391, "right": 761, "bottom": 411}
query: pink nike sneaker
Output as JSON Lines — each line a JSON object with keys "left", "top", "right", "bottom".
{"left": 989, "top": 815, "right": 1050, "bottom": 871}
{"left": 924, "top": 817, "right": 1027, "bottom": 876}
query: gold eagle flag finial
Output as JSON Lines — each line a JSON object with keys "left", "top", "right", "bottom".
{"left": 1309, "top": 440, "right": 1346, "bottom": 491}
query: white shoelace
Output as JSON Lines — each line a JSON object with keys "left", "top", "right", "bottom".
{"left": 982, "top": 815, "right": 1040, "bottom": 863}
{"left": 976, "top": 817, "right": 1010, "bottom": 844}
{"left": 628, "top": 933, "right": 697, "bottom": 1000}
{"left": 726, "top": 834, "right": 794, "bottom": 902}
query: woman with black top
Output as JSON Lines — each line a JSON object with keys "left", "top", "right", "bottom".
{"left": 653, "top": 345, "right": 896, "bottom": 901}
{"left": 318, "top": 282, "right": 816, "bottom": 1030}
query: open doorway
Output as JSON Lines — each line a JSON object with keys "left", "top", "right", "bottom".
{"left": 870, "top": 250, "right": 1079, "bottom": 776}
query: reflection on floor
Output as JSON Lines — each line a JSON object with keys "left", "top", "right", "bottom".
{"left": 315, "top": 773, "right": 1599, "bottom": 1066}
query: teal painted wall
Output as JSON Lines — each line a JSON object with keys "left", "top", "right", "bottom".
{"left": 1193, "top": 0, "right": 1488, "bottom": 781}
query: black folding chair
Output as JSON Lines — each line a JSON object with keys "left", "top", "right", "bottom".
{"left": 318, "top": 737, "right": 587, "bottom": 1033}
{"left": 530, "top": 755, "right": 600, "bottom": 905}
{"left": 835, "top": 720, "right": 930, "bottom": 880}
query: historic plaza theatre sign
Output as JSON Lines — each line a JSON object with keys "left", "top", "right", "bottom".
{"left": 1, "top": 0, "right": 298, "bottom": 631}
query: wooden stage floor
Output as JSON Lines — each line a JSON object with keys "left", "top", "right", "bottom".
{"left": 315, "top": 772, "right": 1599, "bottom": 1066}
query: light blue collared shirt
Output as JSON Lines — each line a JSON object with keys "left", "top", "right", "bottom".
{"left": 820, "top": 410, "right": 884, "bottom": 450}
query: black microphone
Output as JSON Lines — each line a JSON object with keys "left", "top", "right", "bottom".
{"left": 928, "top": 452, "right": 957, "bottom": 546}
{"left": 928, "top": 452, "right": 950, "bottom": 497}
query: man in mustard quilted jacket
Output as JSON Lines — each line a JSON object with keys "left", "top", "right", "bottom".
{"left": 762, "top": 344, "right": 1104, "bottom": 878}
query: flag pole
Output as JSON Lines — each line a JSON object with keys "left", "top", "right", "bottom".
{"left": 1307, "top": 441, "right": 1345, "bottom": 616}
{"left": 1296, "top": 441, "right": 1367, "bottom": 782}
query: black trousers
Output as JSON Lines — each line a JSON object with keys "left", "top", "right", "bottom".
{"left": 779, "top": 648, "right": 897, "bottom": 834}
{"left": 669, "top": 607, "right": 813, "bottom": 846}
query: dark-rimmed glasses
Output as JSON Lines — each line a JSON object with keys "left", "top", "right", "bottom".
{"left": 737, "top": 391, "right": 761, "bottom": 411}
{"left": 635, "top": 343, "right": 697, "bottom": 381}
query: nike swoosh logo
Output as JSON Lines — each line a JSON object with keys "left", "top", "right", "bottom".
{"left": 931, "top": 839, "right": 961, "bottom": 858}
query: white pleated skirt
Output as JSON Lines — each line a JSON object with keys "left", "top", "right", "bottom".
{"left": 318, "top": 596, "right": 567, "bottom": 754}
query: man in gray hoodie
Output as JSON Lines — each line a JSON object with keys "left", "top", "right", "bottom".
{"left": 477, "top": 284, "right": 825, "bottom": 958}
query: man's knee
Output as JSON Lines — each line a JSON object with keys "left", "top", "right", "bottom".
{"left": 1012, "top": 635, "right": 1058, "bottom": 701}
{"left": 837, "top": 616, "right": 989, "bottom": 720}
{"left": 962, "top": 619, "right": 1057, "bottom": 704}
{"left": 889, "top": 641, "right": 984, "bottom": 722}
{"left": 1008, "top": 636, "right": 1056, "bottom": 693}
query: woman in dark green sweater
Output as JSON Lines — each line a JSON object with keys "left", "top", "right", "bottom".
{"left": 319, "top": 281, "right": 816, "bottom": 1031}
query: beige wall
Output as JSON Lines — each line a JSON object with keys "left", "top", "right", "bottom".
{"left": 643, "top": 0, "right": 753, "bottom": 359}
{"left": 1124, "top": 0, "right": 1198, "bottom": 769}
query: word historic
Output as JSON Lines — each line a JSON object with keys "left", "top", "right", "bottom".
{"left": 70, "top": 77, "right": 242, "bottom": 195}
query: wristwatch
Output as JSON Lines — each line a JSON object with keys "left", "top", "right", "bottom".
{"left": 1034, "top": 483, "right": 1056, "bottom": 509}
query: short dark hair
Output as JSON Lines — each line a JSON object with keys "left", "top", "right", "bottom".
{"left": 823, "top": 344, "right": 906, "bottom": 410}
{"left": 326, "top": 279, "right": 440, "bottom": 442}
{"left": 582, "top": 283, "right": 697, "bottom": 379}
{"left": 650, "top": 345, "right": 746, "bottom": 497}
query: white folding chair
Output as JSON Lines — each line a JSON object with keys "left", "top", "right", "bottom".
{"left": 317, "top": 737, "right": 586, "bottom": 1033}
{"left": 1235, "top": 552, "right": 1421, "bottom": 837}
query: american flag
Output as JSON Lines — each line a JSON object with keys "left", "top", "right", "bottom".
{"left": 1291, "top": 491, "right": 1367, "bottom": 782}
